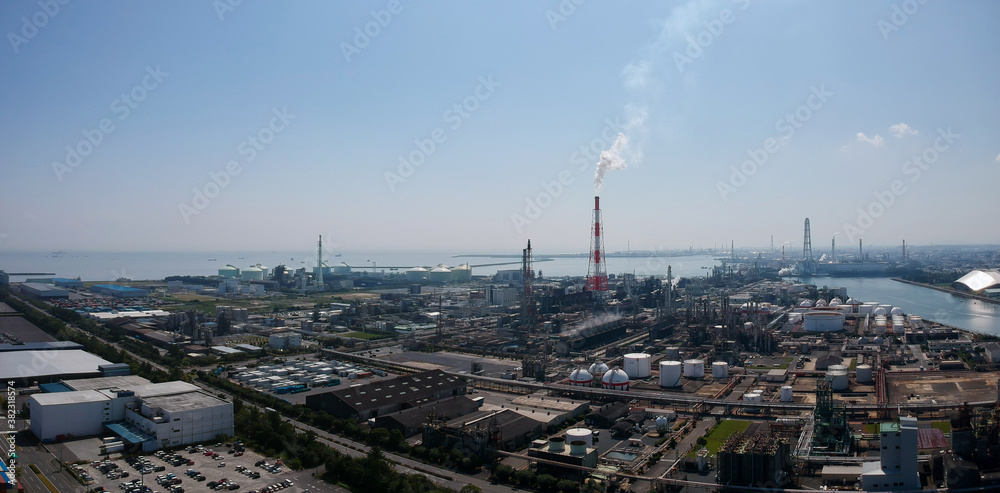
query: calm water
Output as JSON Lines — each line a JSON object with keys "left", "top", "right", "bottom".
{"left": 795, "top": 276, "right": 1000, "bottom": 336}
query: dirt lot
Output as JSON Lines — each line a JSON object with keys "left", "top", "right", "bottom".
{"left": 886, "top": 370, "right": 1000, "bottom": 404}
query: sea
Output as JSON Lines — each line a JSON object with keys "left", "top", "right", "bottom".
{"left": 2, "top": 251, "right": 998, "bottom": 335}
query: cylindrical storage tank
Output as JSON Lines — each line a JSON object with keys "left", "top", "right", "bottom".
{"left": 548, "top": 436, "right": 565, "bottom": 453}
{"left": 569, "top": 440, "right": 587, "bottom": 456}
{"left": 406, "top": 267, "right": 428, "bottom": 281}
{"left": 218, "top": 265, "right": 240, "bottom": 278}
{"left": 664, "top": 347, "right": 680, "bottom": 360}
{"left": 452, "top": 263, "right": 472, "bottom": 282}
{"left": 589, "top": 361, "right": 609, "bottom": 376}
{"left": 428, "top": 266, "right": 453, "bottom": 283}
{"left": 623, "top": 353, "right": 651, "bottom": 378}
{"left": 856, "top": 364, "right": 873, "bottom": 384}
{"left": 829, "top": 371, "right": 849, "bottom": 390}
{"left": 828, "top": 364, "right": 848, "bottom": 373}
{"left": 333, "top": 262, "right": 351, "bottom": 275}
{"left": 566, "top": 428, "right": 593, "bottom": 447}
{"left": 683, "top": 359, "right": 704, "bottom": 378}
{"left": 241, "top": 266, "right": 264, "bottom": 281}
{"left": 780, "top": 386, "right": 793, "bottom": 402}
{"left": 712, "top": 361, "right": 728, "bottom": 379}
{"left": 568, "top": 368, "right": 593, "bottom": 387}
{"left": 803, "top": 311, "right": 846, "bottom": 332}
{"left": 659, "top": 361, "right": 682, "bottom": 387}
{"left": 602, "top": 368, "right": 629, "bottom": 390}
{"left": 743, "top": 391, "right": 762, "bottom": 403}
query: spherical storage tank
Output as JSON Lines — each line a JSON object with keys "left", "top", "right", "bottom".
{"left": 803, "top": 311, "right": 845, "bottom": 332}
{"left": 602, "top": 368, "right": 629, "bottom": 390}
{"left": 566, "top": 428, "right": 593, "bottom": 447}
{"left": 712, "top": 361, "right": 729, "bottom": 379}
{"left": 659, "top": 361, "right": 682, "bottom": 387}
{"left": 623, "top": 353, "right": 652, "bottom": 378}
{"left": 568, "top": 368, "right": 593, "bottom": 387}
{"left": 856, "top": 364, "right": 873, "bottom": 383}
{"left": 781, "top": 386, "right": 793, "bottom": 402}
{"left": 655, "top": 416, "right": 670, "bottom": 432}
{"left": 218, "top": 265, "right": 240, "bottom": 278}
{"left": 589, "top": 361, "right": 610, "bottom": 376}
{"left": 241, "top": 266, "right": 264, "bottom": 281}
{"left": 406, "top": 267, "right": 428, "bottom": 281}
{"left": 333, "top": 262, "right": 352, "bottom": 275}
{"left": 428, "top": 266, "right": 453, "bottom": 282}
{"left": 683, "top": 359, "right": 704, "bottom": 378}
{"left": 452, "top": 263, "right": 472, "bottom": 282}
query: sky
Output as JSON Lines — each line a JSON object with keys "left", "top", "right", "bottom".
{"left": 1, "top": 0, "right": 998, "bottom": 255}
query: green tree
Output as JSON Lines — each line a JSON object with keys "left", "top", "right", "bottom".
{"left": 460, "top": 485, "right": 483, "bottom": 493}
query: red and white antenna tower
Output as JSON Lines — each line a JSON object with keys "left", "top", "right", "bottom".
{"left": 586, "top": 196, "right": 609, "bottom": 291}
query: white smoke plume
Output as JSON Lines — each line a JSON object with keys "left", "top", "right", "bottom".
{"left": 561, "top": 312, "right": 623, "bottom": 339}
{"left": 594, "top": 106, "right": 647, "bottom": 191}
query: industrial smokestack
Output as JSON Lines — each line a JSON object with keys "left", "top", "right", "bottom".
{"left": 859, "top": 239, "right": 863, "bottom": 260}
{"left": 586, "top": 196, "right": 608, "bottom": 292}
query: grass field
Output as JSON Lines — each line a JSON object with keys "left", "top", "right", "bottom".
{"left": 342, "top": 331, "right": 390, "bottom": 340}
{"left": 690, "top": 419, "right": 751, "bottom": 456}
{"left": 931, "top": 420, "right": 952, "bottom": 434}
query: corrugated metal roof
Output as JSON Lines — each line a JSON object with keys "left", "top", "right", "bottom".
{"left": 0, "top": 349, "right": 110, "bottom": 381}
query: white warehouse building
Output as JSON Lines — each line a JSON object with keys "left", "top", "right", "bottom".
{"left": 29, "top": 381, "right": 233, "bottom": 451}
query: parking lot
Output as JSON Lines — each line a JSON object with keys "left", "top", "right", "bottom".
{"left": 82, "top": 442, "right": 332, "bottom": 493}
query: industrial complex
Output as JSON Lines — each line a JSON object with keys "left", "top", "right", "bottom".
{"left": 2, "top": 197, "right": 1000, "bottom": 493}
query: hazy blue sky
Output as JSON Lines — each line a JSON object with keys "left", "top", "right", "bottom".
{"left": 1, "top": 1, "right": 997, "bottom": 255}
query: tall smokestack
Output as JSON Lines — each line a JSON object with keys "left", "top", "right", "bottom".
{"left": 586, "top": 196, "right": 608, "bottom": 292}
{"left": 831, "top": 236, "right": 836, "bottom": 263}
{"left": 317, "top": 235, "right": 324, "bottom": 291}
{"left": 902, "top": 239, "right": 906, "bottom": 261}
{"left": 859, "top": 239, "right": 863, "bottom": 260}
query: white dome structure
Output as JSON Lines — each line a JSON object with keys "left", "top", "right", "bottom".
{"left": 890, "top": 306, "right": 904, "bottom": 316}
{"left": 333, "top": 262, "right": 352, "bottom": 275}
{"left": 589, "top": 361, "right": 610, "bottom": 376}
{"left": 655, "top": 416, "right": 670, "bottom": 431}
{"left": 428, "top": 266, "right": 453, "bottom": 283}
{"left": 830, "top": 297, "right": 843, "bottom": 305}
{"left": 452, "top": 263, "right": 472, "bottom": 282}
{"left": 873, "top": 307, "right": 887, "bottom": 316}
{"left": 406, "top": 267, "right": 428, "bottom": 282}
{"left": 659, "top": 361, "right": 682, "bottom": 387}
{"left": 218, "top": 265, "right": 240, "bottom": 278}
{"left": 799, "top": 300, "right": 813, "bottom": 308}
{"left": 952, "top": 269, "right": 1000, "bottom": 292}
{"left": 623, "top": 353, "right": 652, "bottom": 378}
{"left": 602, "top": 368, "right": 629, "bottom": 390}
{"left": 241, "top": 266, "right": 264, "bottom": 281}
{"left": 568, "top": 368, "right": 593, "bottom": 387}
{"left": 815, "top": 299, "right": 828, "bottom": 307}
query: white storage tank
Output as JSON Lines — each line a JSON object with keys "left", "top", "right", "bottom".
{"left": 780, "top": 386, "right": 793, "bottom": 402}
{"left": 683, "top": 359, "right": 704, "bottom": 378}
{"left": 829, "top": 370, "right": 849, "bottom": 390}
{"left": 566, "top": 428, "right": 593, "bottom": 447}
{"left": 452, "top": 263, "right": 472, "bottom": 282}
{"left": 241, "top": 266, "right": 264, "bottom": 281}
{"left": 655, "top": 416, "right": 670, "bottom": 432}
{"left": 856, "top": 364, "right": 873, "bottom": 383}
{"left": 589, "top": 361, "right": 609, "bottom": 376}
{"left": 743, "top": 391, "right": 763, "bottom": 403}
{"left": 665, "top": 347, "right": 680, "bottom": 360}
{"left": 659, "top": 361, "right": 682, "bottom": 387}
{"left": 803, "top": 311, "right": 846, "bottom": 332}
{"left": 568, "top": 368, "right": 593, "bottom": 387}
{"left": 602, "top": 368, "right": 630, "bottom": 390}
{"left": 218, "top": 265, "right": 240, "bottom": 278}
{"left": 333, "top": 262, "right": 352, "bottom": 275}
{"left": 406, "top": 267, "right": 428, "bottom": 281}
{"left": 623, "top": 353, "right": 652, "bottom": 378}
{"left": 428, "top": 266, "right": 453, "bottom": 283}
{"left": 712, "top": 361, "right": 729, "bottom": 379}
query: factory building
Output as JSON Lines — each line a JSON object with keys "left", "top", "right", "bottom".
{"left": 0, "top": 344, "right": 113, "bottom": 386}
{"left": 28, "top": 380, "right": 233, "bottom": 451}
{"left": 269, "top": 331, "right": 302, "bottom": 349}
{"left": 90, "top": 284, "right": 149, "bottom": 298}
{"left": 860, "top": 417, "right": 919, "bottom": 491}
{"left": 19, "top": 283, "right": 69, "bottom": 299}
{"left": 305, "top": 369, "right": 466, "bottom": 421}
{"left": 717, "top": 430, "right": 791, "bottom": 487}
{"left": 373, "top": 395, "right": 481, "bottom": 438}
